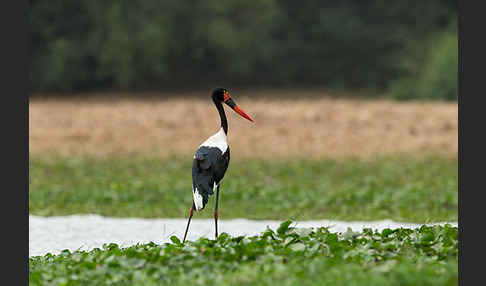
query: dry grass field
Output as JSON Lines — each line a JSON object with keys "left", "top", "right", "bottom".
{"left": 29, "top": 91, "right": 457, "bottom": 159}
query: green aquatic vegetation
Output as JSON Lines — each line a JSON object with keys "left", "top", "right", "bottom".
{"left": 29, "top": 221, "right": 458, "bottom": 286}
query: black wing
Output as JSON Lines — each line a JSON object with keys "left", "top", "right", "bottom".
{"left": 192, "top": 146, "right": 230, "bottom": 210}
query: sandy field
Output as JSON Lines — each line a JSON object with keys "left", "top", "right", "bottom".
{"left": 29, "top": 92, "right": 458, "bottom": 158}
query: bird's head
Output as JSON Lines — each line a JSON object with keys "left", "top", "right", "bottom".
{"left": 212, "top": 88, "right": 254, "bottom": 122}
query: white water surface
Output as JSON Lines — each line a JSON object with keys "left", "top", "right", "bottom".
{"left": 29, "top": 214, "right": 457, "bottom": 257}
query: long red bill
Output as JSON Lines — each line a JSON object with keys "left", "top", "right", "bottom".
{"left": 234, "top": 105, "right": 254, "bottom": 122}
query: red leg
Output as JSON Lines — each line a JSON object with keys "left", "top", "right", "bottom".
{"left": 214, "top": 185, "right": 220, "bottom": 239}
{"left": 182, "top": 206, "right": 194, "bottom": 243}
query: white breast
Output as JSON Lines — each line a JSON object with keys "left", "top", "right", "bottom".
{"left": 193, "top": 187, "right": 204, "bottom": 211}
{"left": 199, "top": 127, "right": 228, "bottom": 153}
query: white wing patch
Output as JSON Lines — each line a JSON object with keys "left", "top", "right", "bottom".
{"left": 200, "top": 128, "right": 228, "bottom": 153}
{"left": 193, "top": 187, "right": 204, "bottom": 211}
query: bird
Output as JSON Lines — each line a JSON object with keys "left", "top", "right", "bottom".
{"left": 182, "top": 88, "right": 253, "bottom": 243}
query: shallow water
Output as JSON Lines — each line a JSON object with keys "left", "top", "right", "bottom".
{"left": 29, "top": 214, "right": 457, "bottom": 257}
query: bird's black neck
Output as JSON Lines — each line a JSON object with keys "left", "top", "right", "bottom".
{"left": 213, "top": 99, "right": 228, "bottom": 134}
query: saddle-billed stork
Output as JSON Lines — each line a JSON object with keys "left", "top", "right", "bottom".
{"left": 182, "top": 88, "right": 253, "bottom": 242}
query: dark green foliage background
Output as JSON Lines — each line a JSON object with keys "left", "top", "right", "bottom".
{"left": 31, "top": 0, "right": 457, "bottom": 98}
{"left": 389, "top": 30, "right": 458, "bottom": 101}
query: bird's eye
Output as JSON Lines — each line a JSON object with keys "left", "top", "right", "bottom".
{"left": 223, "top": 91, "right": 230, "bottom": 102}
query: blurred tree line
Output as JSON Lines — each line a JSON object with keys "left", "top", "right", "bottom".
{"left": 31, "top": 0, "right": 457, "bottom": 99}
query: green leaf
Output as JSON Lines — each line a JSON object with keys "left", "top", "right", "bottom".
{"left": 342, "top": 228, "right": 359, "bottom": 240}
{"left": 277, "top": 220, "right": 293, "bottom": 236}
{"left": 170, "top": 236, "right": 182, "bottom": 245}
{"left": 293, "top": 227, "right": 314, "bottom": 237}
{"left": 290, "top": 243, "right": 306, "bottom": 252}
